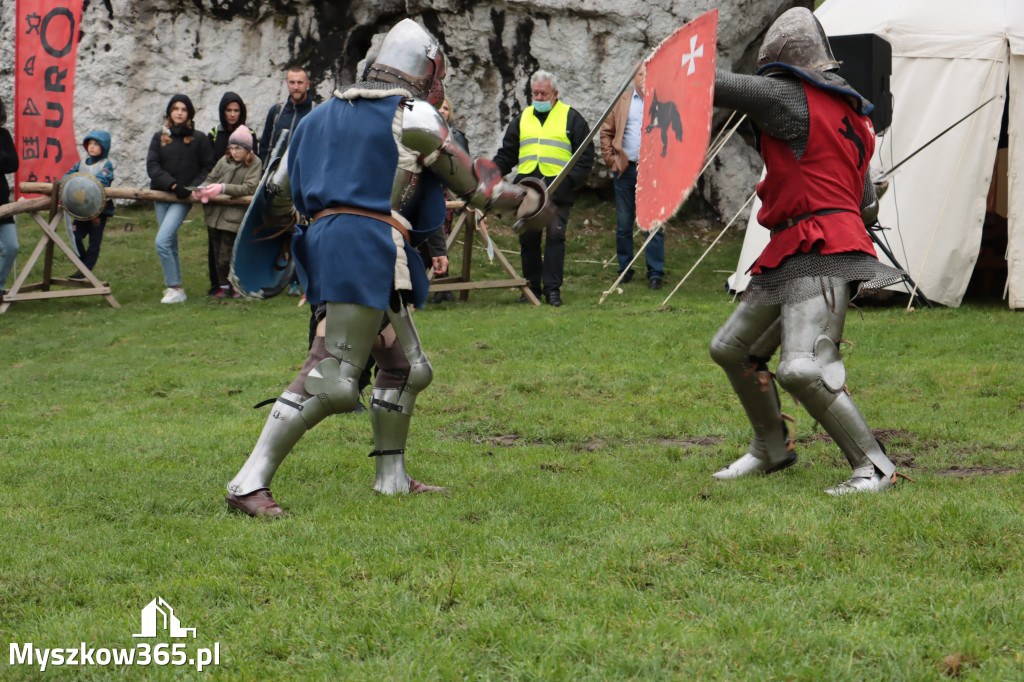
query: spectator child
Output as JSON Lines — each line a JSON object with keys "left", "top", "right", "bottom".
{"left": 207, "top": 92, "right": 259, "bottom": 295}
{"left": 61, "top": 131, "right": 115, "bottom": 278}
{"left": 191, "top": 126, "right": 262, "bottom": 298}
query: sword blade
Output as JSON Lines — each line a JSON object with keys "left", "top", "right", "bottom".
{"left": 546, "top": 62, "right": 644, "bottom": 196}
{"left": 876, "top": 96, "right": 996, "bottom": 182}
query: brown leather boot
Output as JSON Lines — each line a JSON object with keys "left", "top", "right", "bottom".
{"left": 409, "top": 479, "right": 448, "bottom": 495}
{"left": 225, "top": 489, "right": 285, "bottom": 517}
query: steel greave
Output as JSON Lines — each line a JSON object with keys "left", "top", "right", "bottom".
{"left": 709, "top": 301, "right": 790, "bottom": 463}
{"left": 776, "top": 281, "right": 895, "bottom": 477}
{"left": 370, "top": 387, "right": 414, "bottom": 494}
{"left": 226, "top": 390, "right": 330, "bottom": 496}
{"left": 370, "top": 299, "right": 434, "bottom": 494}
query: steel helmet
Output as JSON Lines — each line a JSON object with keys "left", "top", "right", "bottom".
{"left": 757, "top": 8, "right": 840, "bottom": 75}
{"left": 366, "top": 19, "right": 447, "bottom": 106}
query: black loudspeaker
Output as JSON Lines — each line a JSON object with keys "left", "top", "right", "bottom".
{"left": 829, "top": 33, "right": 893, "bottom": 132}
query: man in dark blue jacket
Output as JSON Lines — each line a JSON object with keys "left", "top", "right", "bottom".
{"left": 259, "top": 66, "right": 314, "bottom": 165}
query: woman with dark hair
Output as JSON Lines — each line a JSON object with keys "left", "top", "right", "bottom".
{"left": 146, "top": 94, "right": 215, "bottom": 304}
{"left": 0, "top": 99, "right": 19, "bottom": 299}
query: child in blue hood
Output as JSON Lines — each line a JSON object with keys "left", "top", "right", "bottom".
{"left": 62, "top": 130, "right": 115, "bottom": 278}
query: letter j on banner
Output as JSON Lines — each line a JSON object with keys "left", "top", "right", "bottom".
{"left": 15, "top": 0, "right": 83, "bottom": 198}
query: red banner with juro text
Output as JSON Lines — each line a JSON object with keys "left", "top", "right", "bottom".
{"left": 14, "top": 0, "right": 83, "bottom": 199}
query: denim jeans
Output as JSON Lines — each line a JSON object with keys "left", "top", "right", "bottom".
{"left": 72, "top": 215, "right": 107, "bottom": 272}
{"left": 154, "top": 201, "right": 191, "bottom": 287}
{"left": 0, "top": 221, "right": 19, "bottom": 289}
{"left": 613, "top": 162, "right": 664, "bottom": 280}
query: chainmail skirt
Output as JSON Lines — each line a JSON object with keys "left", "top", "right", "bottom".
{"left": 742, "top": 251, "right": 906, "bottom": 306}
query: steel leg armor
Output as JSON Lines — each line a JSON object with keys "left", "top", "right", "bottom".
{"left": 227, "top": 390, "right": 319, "bottom": 496}
{"left": 369, "top": 296, "right": 442, "bottom": 495}
{"left": 774, "top": 281, "right": 895, "bottom": 494}
{"left": 710, "top": 301, "right": 797, "bottom": 479}
{"left": 710, "top": 280, "right": 895, "bottom": 493}
{"left": 227, "top": 303, "right": 382, "bottom": 496}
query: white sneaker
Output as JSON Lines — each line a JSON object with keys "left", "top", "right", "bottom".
{"left": 161, "top": 287, "right": 187, "bottom": 304}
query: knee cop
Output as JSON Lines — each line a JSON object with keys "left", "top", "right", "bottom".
{"left": 302, "top": 302, "right": 382, "bottom": 417}
{"left": 775, "top": 335, "right": 847, "bottom": 408}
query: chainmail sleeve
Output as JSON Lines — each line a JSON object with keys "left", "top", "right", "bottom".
{"left": 860, "top": 171, "right": 876, "bottom": 212}
{"left": 714, "top": 70, "right": 809, "bottom": 158}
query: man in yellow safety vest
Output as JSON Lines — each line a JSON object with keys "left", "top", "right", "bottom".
{"left": 493, "top": 70, "right": 594, "bottom": 306}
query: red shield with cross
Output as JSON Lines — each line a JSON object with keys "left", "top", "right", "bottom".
{"left": 636, "top": 9, "right": 717, "bottom": 231}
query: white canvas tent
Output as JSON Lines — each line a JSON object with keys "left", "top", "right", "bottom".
{"left": 727, "top": 0, "right": 1024, "bottom": 308}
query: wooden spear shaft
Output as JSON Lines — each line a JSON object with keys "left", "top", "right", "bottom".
{"left": 17, "top": 182, "right": 252, "bottom": 205}
{"left": 0, "top": 197, "right": 52, "bottom": 220}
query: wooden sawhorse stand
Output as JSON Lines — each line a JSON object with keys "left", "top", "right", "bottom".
{"left": 1, "top": 180, "right": 253, "bottom": 314}
{"left": 428, "top": 207, "right": 541, "bottom": 306}
{"left": 0, "top": 197, "right": 119, "bottom": 314}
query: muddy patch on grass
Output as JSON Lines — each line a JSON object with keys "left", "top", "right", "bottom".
{"left": 935, "top": 466, "right": 1020, "bottom": 478}
{"left": 451, "top": 433, "right": 546, "bottom": 447}
{"left": 653, "top": 437, "right": 723, "bottom": 448}
{"left": 444, "top": 433, "right": 724, "bottom": 451}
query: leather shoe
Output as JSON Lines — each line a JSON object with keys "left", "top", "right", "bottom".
{"left": 516, "top": 289, "right": 541, "bottom": 303}
{"left": 545, "top": 291, "right": 562, "bottom": 307}
{"left": 409, "top": 478, "right": 449, "bottom": 495}
{"left": 226, "top": 489, "right": 285, "bottom": 517}
{"left": 620, "top": 269, "right": 635, "bottom": 283}
{"left": 648, "top": 278, "right": 663, "bottom": 290}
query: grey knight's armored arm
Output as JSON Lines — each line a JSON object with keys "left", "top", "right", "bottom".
{"left": 399, "top": 99, "right": 551, "bottom": 231}
{"left": 714, "top": 70, "right": 809, "bottom": 154}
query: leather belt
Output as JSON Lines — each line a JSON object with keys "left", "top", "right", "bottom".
{"left": 312, "top": 205, "right": 410, "bottom": 243}
{"left": 770, "top": 208, "right": 853, "bottom": 236}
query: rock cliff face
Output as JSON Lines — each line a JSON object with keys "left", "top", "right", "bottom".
{"left": 0, "top": 0, "right": 807, "bottom": 220}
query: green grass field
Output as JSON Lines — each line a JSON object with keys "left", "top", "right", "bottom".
{"left": 2, "top": 199, "right": 1022, "bottom": 680}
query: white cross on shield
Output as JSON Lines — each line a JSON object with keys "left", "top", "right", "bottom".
{"left": 681, "top": 35, "right": 704, "bottom": 76}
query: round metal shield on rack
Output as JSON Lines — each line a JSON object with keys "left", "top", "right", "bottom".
{"left": 59, "top": 172, "right": 106, "bottom": 221}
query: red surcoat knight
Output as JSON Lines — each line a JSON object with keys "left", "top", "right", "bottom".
{"left": 751, "top": 82, "right": 876, "bottom": 274}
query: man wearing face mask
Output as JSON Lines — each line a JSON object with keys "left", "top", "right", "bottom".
{"left": 494, "top": 70, "right": 594, "bottom": 306}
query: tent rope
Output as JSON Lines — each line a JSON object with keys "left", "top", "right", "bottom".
{"left": 660, "top": 191, "right": 756, "bottom": 307}
{"left": 598, "top": 114, "right": 747, "bottom": 304}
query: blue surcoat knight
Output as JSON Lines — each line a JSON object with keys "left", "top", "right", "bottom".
{"left": 288, "top": 95, "right": 446, "bottom": 310}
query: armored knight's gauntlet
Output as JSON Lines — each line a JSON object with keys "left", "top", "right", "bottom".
{"left": 401, "top": 100, "right": 552, "bottom": 231}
